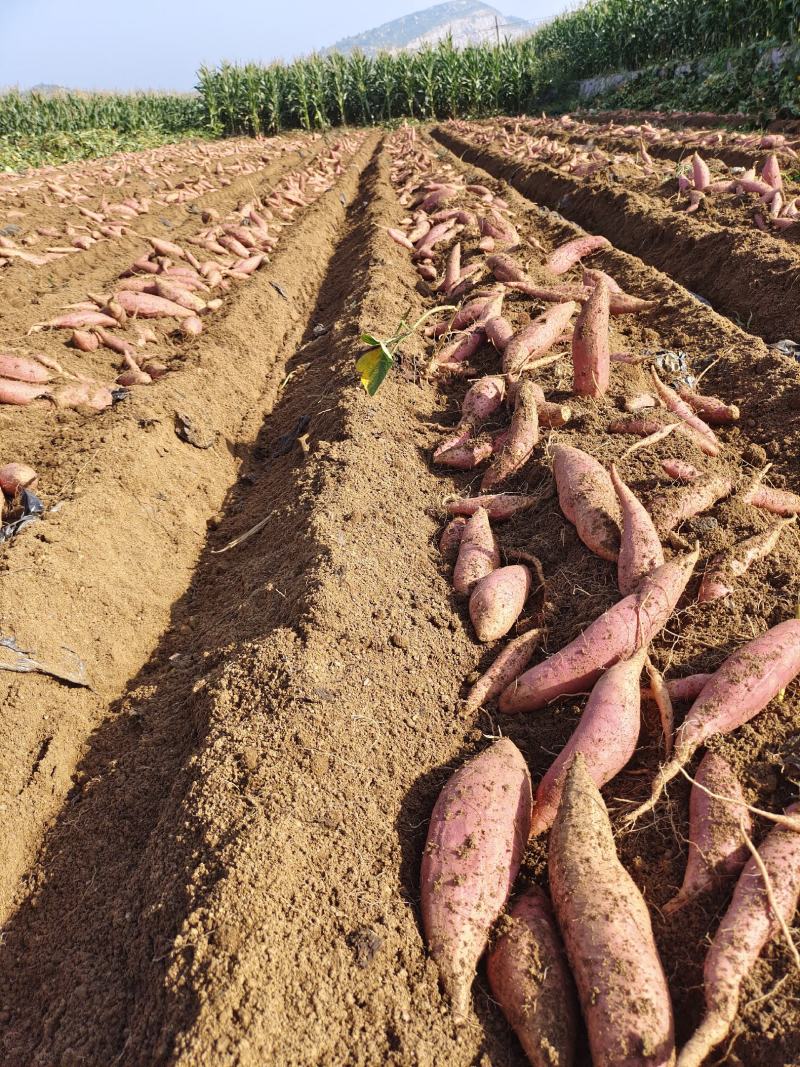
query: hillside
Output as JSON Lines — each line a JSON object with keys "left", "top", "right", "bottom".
{"left": 327, "top": 0, "right": 533, "bottom": 55}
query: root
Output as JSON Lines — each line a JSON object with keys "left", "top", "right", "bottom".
{"left": 624, "top": 756, "right": 683, "bottom": 824}
{"left": 621, "top": 422, "right": 677, "bottom": 458}
{"left": 676, "top": 1011, "right": 734, "bottom": 1067}
{"left": 677, "top": 766, "right": 800, "bottom": 833}
{"left": 646, "top": 655, "right": 674, "bottom": 758}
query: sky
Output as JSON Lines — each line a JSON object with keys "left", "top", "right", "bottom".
{"left": 0, "top": 0, "right": 567, "bottom": 93}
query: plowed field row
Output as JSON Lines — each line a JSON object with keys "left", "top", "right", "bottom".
{"left": 0, "top": 124, "right": 798, "bottom": 1067}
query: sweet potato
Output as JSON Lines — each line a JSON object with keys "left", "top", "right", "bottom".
{"left": 650, "top": 475, "right": 732, "bottom": 535}
{"left": 532, "top": 648, "right": 646, "bottom": 836}
{"left": 486, "top": 252, "right": 529, "bottom": 283}
{"left": 431, "top": 327, "right": 485, "bottom": 371}
{"left": 148, "top": 236, "right": 187, "bottom": 260}
{"left": 487, "top": 886, "right": 578, "bottom": 1067}
{"left": 663, "top": 753, "right": 750, "bottom": 915}
{"left": 0, "top": 354, "right": 50, "bottom": 384}
{"left": 527, "top": 381, "right": 571, "bottom": 428}
{"left": 434, "top": 436, "right": 494, "bottom": 470}
{"left": 440, "top": 241, "right": 461, "bottom": 294}
{"left": 628, "top": 620, "right": 800, "bottom": 820}
{"left": 651, "top": 370, "right": 720, "bottom": 457}
{"left": 677, "top": 803, "right": 800, "bottom": 1067}
{"left": 572, "top": 280, "right": 610, "bottom": 397}
{"left": 608, "top": 292, "right": 655, "bottom": 315}
{"left": 582, "top": 267, "right": 623, "bottom": 293}
{"left": 453, "top": 506, "right": 500, "bottom": 596}
{"left": 663, "top": 673, "right": 713, "bottom": 703}
{"left": 387, "top": 227, "right": 414, "bottom": 250}
{"left": 552, "top": 444, "right": 621, "bottom": 562}
{"left": 29, "top": 311, "right": 118, "bottom": 332}
{"left": 464, "top": 629, "right": 542, "bottom": 713}
{"left": 545, "top": 235, "right": 611, "bottom": 275}
{"left": 675, "top": 384, "right": 739, "bottom": 425}
{"left": 481, "top": 381, "right": 538, "bottom": 491}
{"left": 461, "top": 375, "right": 505, "bottom": 428}
{"left": 179, "top": 315, "right": 204, "bottom": 337}
{"left": 421, "top": 738, "right": 533, "bottom": 1020}
{"left": 484, "top": 316, "right": 514, "bottom": 352}
{"left": 762, "top": 152, "right": 783, "bottom": 191}
{"left": 610, "top": 464, "right": 664, "bottom": 595}
{"left": 0, "top": 462, "right": 38, "bottom": 495}
{"left": 439, "top": 516, "right": 467, "bottom": 562}
{"left": 692, "top": 153, "right": 711, "bottom": 191}
{"left": 500, "top": 546, "right": 698, "bottom": 714}
{"left": 71, "top": 329, "right": 100, "bottom": 352}
{"left": 0, "top": 379, "right": 50, "bottom": 406}
{"left": 470, "top": 564, "right": 532, "bottom": 642}
{"left": 116, "top": 290, "right": 195, "bottom": 320}
{"left": 445, "top": 494, "right": 537, "bottom": 521}
{"left": 661, "top": 458, "right": 700, "bottom": 482}
{"left": 698, "top": 520, "right": 793, "bottom": 602}
{"left": 51, "top": 383, "right": 114, "bottom": 411}
{"left": 549, "top": 755, "right": 675, "bottom": 1067}
{"left": 742, "top": 480, "right": 800, "bottom": 516}
{"left": 643, "top": 673, "right": 714, "bottom": 704}
{"left": 503, "top": 303, "right": 577, "bottom": 381}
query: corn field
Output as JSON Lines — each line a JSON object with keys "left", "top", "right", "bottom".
{"left": 0, "top": 90, "right": 203, "bottom": 136}
{"left": 2, "top": 0, "right": 799, "bottom": 146}
{"left": 196, "top": 42, "right": 540, "bottom": 136}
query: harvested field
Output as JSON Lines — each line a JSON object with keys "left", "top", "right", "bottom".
{"left": 433, "top": 118, "right": 800, "bottom": 344}
{"left": 0, "top": 120, "right": 799, "bottom": 1067}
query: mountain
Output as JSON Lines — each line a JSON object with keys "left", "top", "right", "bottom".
{"left": 27, "top": 84, "right": 70, "bottom": 96}
{"left": 327, "top": 1, "right": 534, "bottom": 56}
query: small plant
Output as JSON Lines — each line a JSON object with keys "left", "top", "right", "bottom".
{"left": 356, "top": 306, "right": 454, "bottom": 396}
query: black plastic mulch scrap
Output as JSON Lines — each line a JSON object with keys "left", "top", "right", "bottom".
{"left": 0, "top": 488, "right": 44, "bottom": 544}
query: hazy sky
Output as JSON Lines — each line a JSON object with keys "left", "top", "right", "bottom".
{"left": 0, "top": 0, "right": 566, "bottom": 93}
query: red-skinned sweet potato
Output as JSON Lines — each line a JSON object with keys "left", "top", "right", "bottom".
{"left": 531, "top": 648, "right": 646, "bottom": 835}
{"left": 469, "top": 564, "right": 532, "bottom": 642}
{"left": 663, "top": 752, "right": 751, "bottom": 914}
{"left": 503, "top": 303, "right": 577, "bottom": 381}
{"left": 610, "top": 463, "right": 664, "bottom": 595}
{"left": 572, "top": 280, "right": 610, "bottom": 397}
{"left": 698, "top": 520, "right": 793, "bottom": 602}
{"left": 481, "top": 381, "right": 538, "bottom": 491}
{"left": 445, "top": 494, "right": 537, "bottom": 521}
{"left": 549, "top": 755, "right": 675, "bottom": 1067}
{"left": 677, "top": 802, "right": 800, "bottom": 1067}
{"left": 487, "top": 886, "right": 579, "bottom": 1067}
{"left": 545, "top": 235, "right": 611, "bottom": 275}
{"left": 500, "top": 546, "right": 698, "bottom": 714}
{"left": 453, "top": 506, "right": 500, "bottom": 596}
{"left": 421, "top": 738, "right": 533, "bottom": 1021}
{"left": 650, "top": 475, "right": 732, "bottom": 535}
{"left": 628, "top": 620, "right": 800, "bottom": 820}
{"left": 0, "top": 462, "right": 38, "bottom": 495}
{"left": 464, "top": 629, "right": 542, "bottom": 713}
{"left": 552, "top": 444, "right": 621, "bottom": 561}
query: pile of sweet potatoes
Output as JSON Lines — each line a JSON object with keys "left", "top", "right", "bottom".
{"left": 385, "top": 125, "right": 800, "bottom": 1066}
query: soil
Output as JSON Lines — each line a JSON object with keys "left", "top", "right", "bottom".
{"left": 434, "top": 122, "right": 800, "bottom": 344}
{"left": 0, "top": 122, "right": 799, "bottom": 1067}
